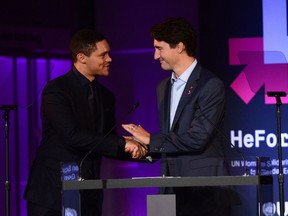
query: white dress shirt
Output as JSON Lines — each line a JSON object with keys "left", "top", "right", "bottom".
{"left": 170, "top": 59, "right": 197, "bottom": 128}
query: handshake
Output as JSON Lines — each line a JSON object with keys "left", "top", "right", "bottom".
{"left": 122, "top": 123, "right": 151, "bottom": 159}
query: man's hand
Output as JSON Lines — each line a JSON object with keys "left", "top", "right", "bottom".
{"left": 124, "top": 138, "right": 148, "bottom": 159}
{"left": 122, "top": 124, "right": 150, "bottom": 145}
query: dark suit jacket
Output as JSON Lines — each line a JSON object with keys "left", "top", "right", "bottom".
{"left": 150, "top": 63, "right": 229, "bottom": 177}
{"left": 24, "top": 69, "right": 125, "bottom": 211}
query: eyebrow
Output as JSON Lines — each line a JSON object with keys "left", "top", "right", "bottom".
{"left": 99, "top": 50, "right": 109, "bottom": 56}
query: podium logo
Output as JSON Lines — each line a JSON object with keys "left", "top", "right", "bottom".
{"left": 64, "top": 208, "right": 77, "bottom": 216}
{"left": 263, "top": 202, "right": 275, "bottom": 216}
{"left": 262, "top": 201, "right": 288, "bottom": 216}
{"left": 229, "top": 0, "right": 288, "bottom": 104}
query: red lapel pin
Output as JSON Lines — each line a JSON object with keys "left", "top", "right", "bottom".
{"left": 187, "top": 86, "right": 193, "bottom": 95}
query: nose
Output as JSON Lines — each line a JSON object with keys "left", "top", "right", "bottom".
{"left": 106, "top": 54, "right": 112, "bottom": 62}
{"left": 154, "top": 50, "right": 160, "bottom": 60}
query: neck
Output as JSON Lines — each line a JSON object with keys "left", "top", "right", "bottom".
{"left": 74, "top": 64, "right": 96, "bottom": 82}
{"left": 173, "top": 57, "right": 195, "bottom": 77}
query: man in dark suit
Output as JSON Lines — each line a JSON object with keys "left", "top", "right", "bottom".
{"left": 24, "top": 29, "right": 146, "bottom": 216}
{"left": 123, "top": 17, "right": 233, "bottom": 216}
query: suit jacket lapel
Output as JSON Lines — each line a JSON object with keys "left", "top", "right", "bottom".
{"left": 170, "top": 64, "right": 201, "bottom": 131}
{"left": 158, "top": 78, "right": 172, "bottom": 133}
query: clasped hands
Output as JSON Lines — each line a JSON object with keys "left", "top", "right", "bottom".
{"left": 122, "top": 123, "right": 151, "bottom": 159}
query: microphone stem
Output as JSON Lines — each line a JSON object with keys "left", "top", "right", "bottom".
{"left": 197, "top": 105, "right": 248, "bottom": 176}
{"left": 79, "top": 102, "right": 139, "bottom": 180}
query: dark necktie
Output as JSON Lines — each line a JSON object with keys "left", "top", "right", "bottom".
{"left": 88, "top": 84, "right": 96, "bottom": 126}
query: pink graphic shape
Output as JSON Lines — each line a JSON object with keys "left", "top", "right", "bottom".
{"left": 229, "top": 38, "right": 288, "bottom": 104}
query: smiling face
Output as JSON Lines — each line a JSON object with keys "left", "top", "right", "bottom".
{"left": 153, "top": 39, "right": 179, "bottom": 71}
{"left": 76, "top": 40, "right": 112, "bottom": 81}
{"left": 153, "top": 39, "right": 195, "bottom": 77}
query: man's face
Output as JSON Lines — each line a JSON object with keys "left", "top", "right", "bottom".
{"left": 153, "top": 39, "right": 178, "bottom": 71}
{"left": 84, "top": 40, "right": 112, "bottom": 77}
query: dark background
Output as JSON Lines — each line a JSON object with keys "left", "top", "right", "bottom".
{"left": 1, "top": 0, "right": 287, "bottom": 215}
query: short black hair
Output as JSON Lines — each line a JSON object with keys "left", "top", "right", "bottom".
{"left": 150, "top": 17, "right": 197, "bottom": 57}
{"left": 69, "top": 29, "right": 106, "bottom": 62}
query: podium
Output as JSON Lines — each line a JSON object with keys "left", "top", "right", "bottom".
{"left": 62, "top": 175, "right": 273, "bottom": 216}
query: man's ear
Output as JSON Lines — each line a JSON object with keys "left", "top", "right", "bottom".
{"left": 177, "top": 42, "right": 185, "bottom": 54}
{"left": 76, "top": 53, "right": 86, "bottom": 63}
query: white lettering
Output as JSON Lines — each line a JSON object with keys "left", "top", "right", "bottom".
{"left": 230, "top": 130, "right": 288, "bottom": 149}
{"left": 245, "top": 160, "right": 257, "bottom": 167}
{"left": 230, "top": 130, "right": 242, "bottom": 147}
{"left": 281, "top": 133, "right": 288, "bottom": 147}
{"left": 231, "top": 160, "right": 241, "bottom": 167}
{"left": 255, "top": 130, "right": 265, "bottom": 147}
{"left": 243, "top": 133, "right": 254, "bottom": 148}
{"left": 266, "top": 133, "right": 277, "bottom": 147}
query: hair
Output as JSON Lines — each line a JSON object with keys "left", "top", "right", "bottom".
{"left": 150, "top": 17, "right": 197, "bottom": 57}
{"left": 69, "top": 29, "right": 106, "bottom": 62}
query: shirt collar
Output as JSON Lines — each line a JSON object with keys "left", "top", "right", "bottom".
{"left": 72, "top": 67, "right": 97, "bottom": 86}
{"left": 171, "top": 59, "right": 197, "bottom": 84}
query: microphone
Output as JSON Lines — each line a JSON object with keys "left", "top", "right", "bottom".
{"left": 145, "top": 155, "right": 153, "bottom": 163}
{"left": 79, "top": 102, "right": 139, "bottom": 180}
{"left": 195, "top": 104, "right": 249, "bottom": 176}
{"left": 126, "top": 102, "right": 140, "bottom": 114}
{"left": 267, "top": 91, "right": 286, "bottom": 105}
{"left": 267, "top": 91, "right": 286, "bottom": 97}
{"left": 0, "top": 105, "right": 17, "bottom": 111}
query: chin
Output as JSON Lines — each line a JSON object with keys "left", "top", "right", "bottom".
{"left": 161, "top": 66, "right": 170, "bottom": 71}
{"left": 160, "top": 63, "right": 170, "bottom": 71}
